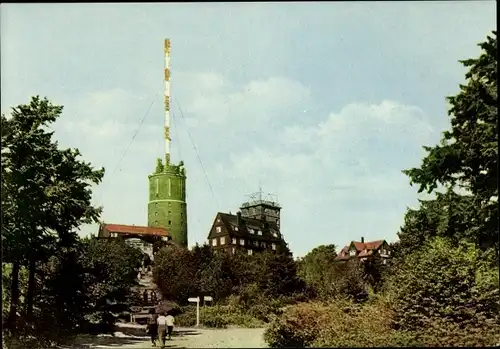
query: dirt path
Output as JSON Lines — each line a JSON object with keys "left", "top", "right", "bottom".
{"left": 66, "top": 327, "right": 267, "bottom": 348}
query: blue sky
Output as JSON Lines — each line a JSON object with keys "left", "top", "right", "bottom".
{"left": 1, "top": 2, "right": 495, "bottom": 257}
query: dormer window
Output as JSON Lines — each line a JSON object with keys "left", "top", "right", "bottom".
{"left": 234, "top": 226, "right": 239, "bottom": 231}
{"left": 217, "top": 218, "right": 221, "bottom": 222}
{"left": 272, "top": 232, "right": 278, "bottom": 238}
{"left": 349, "top": 250, "right": 356, "bottom": 256}
{"left": 249, "top": 229, "right": 255, "bottom": 234}
{"left": 216, "top": 226, "right": 222, "bottom": 233}
{"left": 257, "top": 230, "right": 262, "bottom": 236}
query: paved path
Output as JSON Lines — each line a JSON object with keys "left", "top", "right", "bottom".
{"left": 66, "top": 327, "right": 267, "bottom": 348}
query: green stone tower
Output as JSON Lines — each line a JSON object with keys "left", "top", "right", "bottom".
{"left": 148, "top": 158, "right": 188, "bottom": 247}
{"left": 147, "top": 38, "right": 188, "bottom": 248}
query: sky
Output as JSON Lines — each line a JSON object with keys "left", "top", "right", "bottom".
{"left": 1, "top": 2, "right": 496, "bottom": 257}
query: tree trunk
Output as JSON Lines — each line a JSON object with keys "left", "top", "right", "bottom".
{"left": 25, "top": 257, "right": 36, "bottom": 319}
{"left": 7, "top": 261, "right": 20, "bottom": 330}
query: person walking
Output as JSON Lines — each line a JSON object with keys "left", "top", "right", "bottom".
{"left": 157, "top": 312, "right": 167, "bottom": 348}
{"left": 147, "top": 313, "right": 158, "bottom": 347}
{"left": 165, "top": 312, "right": 175, "bottom": 340}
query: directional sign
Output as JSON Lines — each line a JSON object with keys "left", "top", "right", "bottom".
{"left": 203, "top": 296, "right": 213, "bottom": 302}
{"left": 188, "top": 297, "right": 200, "bottom": 303}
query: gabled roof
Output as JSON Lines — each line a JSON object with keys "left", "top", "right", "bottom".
{"left": 101, "top": 223, "right": 169, "bottom": 237}
{"left": 210, "top": 212, "right": 281, "bottom": 241}
{"left": 335, "top": 239, "right": 387, "bottom": 260}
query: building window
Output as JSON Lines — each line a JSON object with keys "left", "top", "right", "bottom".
{"left": 272, "top": 232, "right": 278, "bottom": 238}
{"left": 261, "top": 242, "right": 267, "bottom": 248}
{"left": 257, "top": 230, "right": 262, "bottom": 236}
{"left": 110, "top": 232, "right": 117, "bottom": 238}
{"left": 253, "top": 241, "right": 258, "bottom": 247}
{"left": 271, "top": 243, "right": 276, "bottom": 250}
{"left": 155, "top": 212, "right": 158, "bottom": 216}
{"left": 161, "top": 237, "right": 169, "bottom": 242}
{"left": 212, "top": 239, "right": 217, "bottom": 247}
{"left": 155, "top": 221, "right": 158, "bottom": 225}
{"left": 216, "top": 226, "right": 222, "bottom": 233}
{"left": 240, "top": 239, "right": 245, "bottom": 246}
{"left": 232, "top": 238, "right": 237, "bottom": 245}
{"left": 168, "top": 211, "right": 171, "bottom": 214}
{"left": 234, "top": 226, "right": 239, "bottom": 231}
{"left": 383, "top": 259, "right": 387, "bottom": 265}
{"left": 168, "top": 220, "right": 171, "bottom": 225}
{"left": 249, "top": 229, "right": 255, "bottom": 234}
{"left": 248, "top": 249, "right": 253, "bottom": 256}
{"left": 349, "top": 250, "right": 356, "bottom": 256}
{"left": 220, "top": 237, "right": 226, "bottom": 245}
{"left": 232, "top": 247, "right": 236, "bottom": 254}
{"left": 217, "top": 218, "right": 221, "bottom": 222}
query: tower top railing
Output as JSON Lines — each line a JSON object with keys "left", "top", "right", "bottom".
{"left": 241, "top": 199, "right": 281, "bottom": 209}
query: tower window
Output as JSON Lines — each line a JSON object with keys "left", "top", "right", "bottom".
{"left": 155, "top": 212, "right": 158, "bottom": 216}
{"left": 168, "top": 202, "right": 172, "bottom": 208}
{"left": 168, "top": 220, "right": 171, "bottom": 225}
{"left": 155, "top": 221, "right": 158, "bottom": 225}
{"left": 168, "top": 211, "right": 171, "bottom": 214}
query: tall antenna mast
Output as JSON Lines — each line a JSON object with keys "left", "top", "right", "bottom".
{"left": 164, "top": 38, "right": 172, "bottom": 165}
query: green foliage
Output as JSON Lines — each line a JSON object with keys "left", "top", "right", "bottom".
{"left": 153, "top": 244, "right": 198, "bottom": 305}
{"left": 297, "top": 245, "right": 338, "bottom": 299}
{"left": 30, "top": 237, "right": 143, "bottom": 340}
{"left": 385, "top": 237, "right": 499, "bottom": 346}
{"left": 264, "top": 300, "right": 419, "bottom": 348}
{"left": 1, "top": 96, "right": 105, "bottom": 330}
{"left": 153, "top": 243, "right": 306, "bottom": 309}
{"left": 402, "top": 31, "right": 497, "bottom": 250}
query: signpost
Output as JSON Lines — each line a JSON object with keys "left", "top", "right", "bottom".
{"left": 188, "top": 295, "right": 212, "bottom": 327}
{"left": 188, "top": 296, "right": 200, "bottom": 327}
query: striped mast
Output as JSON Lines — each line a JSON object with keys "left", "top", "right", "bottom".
{"left": 164, "top": 38, "right": 172, "bottom": 165}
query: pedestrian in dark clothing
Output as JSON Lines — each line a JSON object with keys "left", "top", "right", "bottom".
{"left": 147, "top": 313, "right": 159, "bottom": 347}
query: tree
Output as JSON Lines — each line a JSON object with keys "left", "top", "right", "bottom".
{"left": 401, "top": 31, "right": 497, "bottom": 251}
{"left": 153, "top": 245, "right": 198, "bottom": 305}
{"left": 297, "top": 245, "right": 339, "bottom": 299}
{"left": 1, "top": 96, "right": 104, "bottom": 328}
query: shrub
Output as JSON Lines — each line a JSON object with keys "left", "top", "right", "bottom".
{"left": 264, "top": 300, "right": 422, "bottom": 348}
{"left": 174, "top": 304, "right": 264, "bottom": 329}
{"left": 384, "top": 237, "right": 500, "bottom": 347}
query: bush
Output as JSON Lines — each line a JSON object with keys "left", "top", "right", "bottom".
{"left": 384, "top": 237, "right": 500, "bottom": 347}
{"left": 264, "top": 300, "right": 422, "bottom": 348}
{"left": 174, "top": 304, "right": 264, "bottom": 329}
